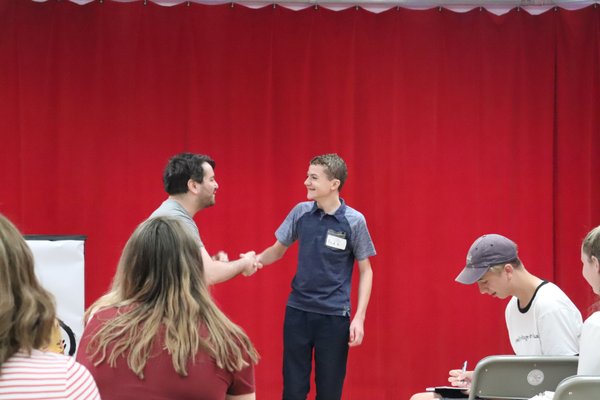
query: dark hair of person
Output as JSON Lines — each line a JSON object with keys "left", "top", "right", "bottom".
{"left": 163, "top": 153, "right": 216, "bottom": 195}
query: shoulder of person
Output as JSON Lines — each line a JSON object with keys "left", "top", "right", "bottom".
{"left": 343, "top": 204, "right": 366, "bottom": 218}
{"left": 28, "top": 349, "right": 75, "bottom": 366}
{"left": 584, "top": 311, "right": 600, "bottom": 327}
{"left": 88, "top": 305, "right": 128, "bottom": 324}
{"left": 533, "top": 284, "right": 581, "bottom": 317}
{"left": 342, "top": 206, "right": 369, "bottom": 227}
{"left": 535, "top": 282, "right": 574, "bottom": 303}
{"left": 289, "top": 201, "right": 314, "bottom": 214}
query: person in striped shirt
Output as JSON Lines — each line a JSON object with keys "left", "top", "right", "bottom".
{"left": 0, "top": 213, "right": 100, "bottom": 400}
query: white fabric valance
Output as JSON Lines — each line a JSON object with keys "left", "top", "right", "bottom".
{"left": 33, "top": 0, "right": 599, "bottom": 15}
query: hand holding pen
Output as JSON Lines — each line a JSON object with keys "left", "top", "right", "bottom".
{"left": 448, "top": 361, "right": 472, "bottom": 389}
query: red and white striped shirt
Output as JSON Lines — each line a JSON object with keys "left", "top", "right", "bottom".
{"left": 0, "top": 349, "right": 100, "bottom": 399}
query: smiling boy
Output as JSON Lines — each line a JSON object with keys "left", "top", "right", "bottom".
{"left": 257, "top": 153, "right": 376, "bottom": 400}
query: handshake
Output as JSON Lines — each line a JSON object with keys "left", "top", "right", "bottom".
{"left": 239, "top": 251, "right": 263, "bottom": 276}
{"left": 212, "top": 250, "right": 264, "bottom": 277}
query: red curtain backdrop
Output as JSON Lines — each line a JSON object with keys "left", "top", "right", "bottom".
{"left": 1, "top": 2, "right": 599, "bottom": 399}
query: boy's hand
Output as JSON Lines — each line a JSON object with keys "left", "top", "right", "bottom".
{"left": 348, "top": 317, "right": 364, "bottom": 347}
{"left": 448, "top": 369, "right": 473, "bottom": 389}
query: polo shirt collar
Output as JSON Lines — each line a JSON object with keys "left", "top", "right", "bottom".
{"left": 310, "top": 198, "right": 346, "bottom": 222}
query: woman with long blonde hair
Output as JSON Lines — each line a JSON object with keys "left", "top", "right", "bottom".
{"left": 77, "top": 216, "right": 258, "bottom": 399}
{"left": 0, "top": 214, "right": 99, "bottom": 399}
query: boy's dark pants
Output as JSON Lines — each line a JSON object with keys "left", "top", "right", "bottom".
{"left": 282, "top": 306, "right": 350, "bottom": 400}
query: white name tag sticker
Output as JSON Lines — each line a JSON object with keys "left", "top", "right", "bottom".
{"left": 326, "top": 234, "right": 347, "bottom": 250}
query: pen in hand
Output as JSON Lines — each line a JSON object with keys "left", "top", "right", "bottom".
{"left": 460, "top": 360, "right": 468, "bottom": 386}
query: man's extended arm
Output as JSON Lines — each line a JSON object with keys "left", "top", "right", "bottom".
{"left": 201, "top": 247, "right": 257, "bottom": 285}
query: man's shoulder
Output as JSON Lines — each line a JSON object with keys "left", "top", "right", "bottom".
{"left": 534, "top": 282, "right": 579, "bottom": 311}
{"left": 150, "top": 199, "right": 188, "bottom": 219}
{"left": 150, "top": 199, "right": 173, "bottom": 214}
{"left": 536, "top": 282, "right": 571, "bottom": 301}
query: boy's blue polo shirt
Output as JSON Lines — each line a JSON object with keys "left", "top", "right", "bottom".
{"left": 275, "top": 200, "right": 376, "bottom": 317}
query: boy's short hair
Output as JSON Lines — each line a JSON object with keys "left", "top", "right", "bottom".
{"left": 310, "top": 154, "right": 348, "bottom": 191}
{"left": 487, "top": 258, "right": 523, "bottom": 274}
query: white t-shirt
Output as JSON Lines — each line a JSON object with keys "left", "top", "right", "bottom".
{"left": 577, "top": 311, "right": 600, "bottom": 374}
{"left": 505, "top": 281, "right": 582, "bottom": 356}
{"left": 0, "top": 349, "right": 100, "bottom": 399}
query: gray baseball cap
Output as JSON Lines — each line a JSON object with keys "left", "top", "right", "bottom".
{"left": 455, "top": 234, "right": 518, "bottom": 285}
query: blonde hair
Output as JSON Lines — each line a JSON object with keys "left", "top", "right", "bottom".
{"left": 582, "top": 225, "right": 600, "bottom": 261}
{"left": 85, "top": 217, "right": 258, "bottom": 379}
{"left": 487, "top": 258, "right": 523, "bottom": 274}
{"left": 0, "top": 214, "right": 56, "bottom": 368}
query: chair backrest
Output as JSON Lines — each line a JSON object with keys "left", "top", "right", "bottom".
{"left": 553, "top": 375, "right": 600, "bottom": 400}
{"left": 467, "top": 355, "right": 578, "bottom": 400}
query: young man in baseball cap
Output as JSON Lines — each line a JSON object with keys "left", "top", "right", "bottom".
{"left": 410, "top": 233, "right": 582, "bottom": 400}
